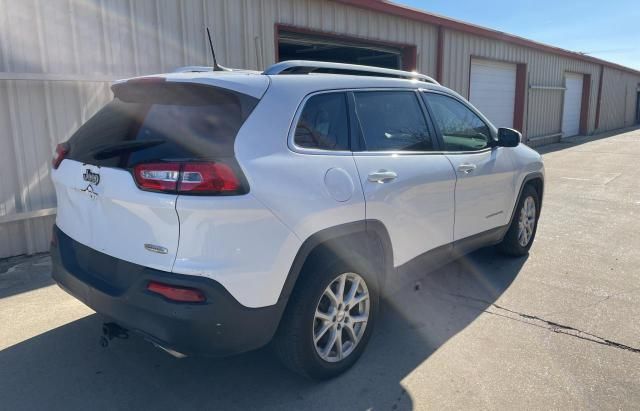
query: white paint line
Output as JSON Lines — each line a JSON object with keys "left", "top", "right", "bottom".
{"left": 603, "top": 173, "right": 622, "bottom": 185}
{"left": 561, "top": 177, "right": 591, "bottom": 181}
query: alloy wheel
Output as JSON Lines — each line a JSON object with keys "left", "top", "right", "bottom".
{"left": 517, "top": 196, "right": 536, "bottom": 247}
{"left": 313, "top": 272, "right": 370, "bottom": 363}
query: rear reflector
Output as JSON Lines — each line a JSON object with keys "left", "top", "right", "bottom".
{"left": 133, "top": 162, "right": 241, "bottom": 195}
{"left": 52, "top": 143, "right": 69, "bottom": 169}
{"left": 147, "top": 281, "right": 206, "bottom": 303}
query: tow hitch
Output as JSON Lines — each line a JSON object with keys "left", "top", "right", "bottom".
{"left": 100, "top": 322, "right": 129, "bottom": 348}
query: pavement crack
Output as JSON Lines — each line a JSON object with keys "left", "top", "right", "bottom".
{"left": 448, "top": 293, "right": 640, "bottom": 354}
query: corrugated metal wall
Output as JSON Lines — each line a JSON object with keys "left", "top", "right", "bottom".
{"left": 0, "top": 0, "right": 639, "bottom": 258}
{"left": 0, "top": 0, "right": 439, "bottom": 77}
{"left": 0, "top": 80, "right": 112, "bottom": 257}
{"left": 599, "top": 67, "right": 640, "bottom": 132}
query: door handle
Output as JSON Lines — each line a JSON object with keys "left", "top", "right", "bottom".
{"left": 457, "top": 163, "right": 477, "bottom": 174}
{"left": 368, "top": 170, "right": 398, "bottom": 183}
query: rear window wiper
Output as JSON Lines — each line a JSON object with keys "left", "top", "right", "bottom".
{"left": 91, "top": 139, "right": 165, "bottom": 160}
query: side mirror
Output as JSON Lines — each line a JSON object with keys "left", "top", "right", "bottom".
{"left": 496, "top": 128, "right": 521, "bottom": 147}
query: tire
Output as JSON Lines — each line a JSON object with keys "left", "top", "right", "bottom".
{"left": 497, "top": 184, "right": 540, "bottom": 256}
{"left": 273, "top": 254, "right": 379, "bottom": 380}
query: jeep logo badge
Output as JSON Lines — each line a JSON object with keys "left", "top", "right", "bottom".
{"left": 83, "top": 169, "right": 100, "bottom": 185}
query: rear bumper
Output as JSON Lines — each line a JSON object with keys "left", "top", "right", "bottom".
{"left": 50, "top": 225, "right": 287, "bottom": 357}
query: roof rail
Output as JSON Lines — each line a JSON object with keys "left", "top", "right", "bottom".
{"left": 263, "top": 60, "right": 439, "bottom": 84}
{"left": 173, "top": 66, "right": 212, "bottom": 73}
{"left": 173, "top": 65, "right": 233, "bottom": 73}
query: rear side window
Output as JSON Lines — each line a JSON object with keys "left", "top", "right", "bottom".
{"left": 354, "top": 91, "right": 434, "bottom": 152}
{"left": 294, "top": 93, "right": 349, "bottom": 151}
{"left": 66, "top": 82, "right": 258, "bottom": 168}
{"left": 423, "top": 93, "right": 491, "bottom": 151}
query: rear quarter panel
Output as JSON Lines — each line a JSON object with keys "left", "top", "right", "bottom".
{"left": 234, "top": 78, "right": 366, "bottom": 243}
{"left": 172, "top": 194, "right": 301, "bottom": 308}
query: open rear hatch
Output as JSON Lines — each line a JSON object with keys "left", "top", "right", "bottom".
{"left": 52, "top": 78, "right": 261, "bottom": 272}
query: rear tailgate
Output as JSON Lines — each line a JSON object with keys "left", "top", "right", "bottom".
{"left": 52, "top": 160, "right": 179, "bottom": 271}
{"left": 52, "top": 76, "right": 265, "bottom": 272}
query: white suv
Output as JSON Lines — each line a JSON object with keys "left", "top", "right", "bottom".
{"left": 51, "top": 61, "right": 544, "bottom": 379}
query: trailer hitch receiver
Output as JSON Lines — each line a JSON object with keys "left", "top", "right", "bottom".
{"left": 100, "top": 322, "right": 129, "bottom": 348}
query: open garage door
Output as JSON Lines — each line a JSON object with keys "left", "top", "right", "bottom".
{"left": 562, "top": 73, "right": 584, "bottom": 137}
{"left": 469, "top": 59, "right": 517, "bottom": 128}
{"left": 276, "top": 28, "right": 407, "bottom": 70}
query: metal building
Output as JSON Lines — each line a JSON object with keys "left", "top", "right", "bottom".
{"left": 1, "top": 0, "right": 639, "bottom": 258}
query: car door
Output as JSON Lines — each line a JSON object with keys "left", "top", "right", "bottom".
{"left": 350, "top": 90, "right": 457, "bottom": 267}
{"left": 422, "top": 91, "right": 516, "bottom": 242}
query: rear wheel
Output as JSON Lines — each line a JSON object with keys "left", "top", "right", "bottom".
{"left": 273, "top": 257, "right": 378, "bottom": 379}
{"left": 497, "top": 184, "right": 540, "bottom": 256}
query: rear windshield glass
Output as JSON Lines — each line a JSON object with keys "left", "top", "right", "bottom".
{"left": 66, "top": 82, "right": 258, "bottom": 168}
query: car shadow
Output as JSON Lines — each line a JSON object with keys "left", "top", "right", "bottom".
{"left": 0, "top": 247, "right": 525, "bottom": 410}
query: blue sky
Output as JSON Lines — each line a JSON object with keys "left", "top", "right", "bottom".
{"left": 395, "top": 0, "right": 640, "bottom": 70}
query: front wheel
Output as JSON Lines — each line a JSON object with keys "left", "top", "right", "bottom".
{"left": 497, "top": 184, "right": 540, "bottom": 256}
{"left": 273, "top": 258, "right": 378, "bottom": 379}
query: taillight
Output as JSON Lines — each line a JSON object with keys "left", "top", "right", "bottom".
{"left": 133, "top": 162, "right": 242, "bottom": 195}
{"left": 133, "top": 163, "right": 181, "bottom": 192}
{"left": 52, "top": 143, "right": 69, "bottom": 169}
{"left": 147, "top": 281, "right": 206, "bottom": 303}
{"left": 179, "top": 163, "right": 240, "bottom": 193}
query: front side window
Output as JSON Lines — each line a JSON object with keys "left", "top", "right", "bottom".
{"left": 294, "top": 93, "right": 349, "bottom": 151}
{"left": 424, "top": 93, "right": 492, "bottom": 151}
{"left": 354, "top": 91, "right": 434, "bottom": 152}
